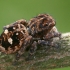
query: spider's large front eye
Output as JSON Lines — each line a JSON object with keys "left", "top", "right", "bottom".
{"left": 45, "top": 23, "right": 48, "bottom": 26}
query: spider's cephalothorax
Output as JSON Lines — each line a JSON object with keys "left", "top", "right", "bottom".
{"left": 28, "top": 14, "right": 56, "bottom": 38}
{"left": 28, "top": 14, "right": 61, "bottom": 49}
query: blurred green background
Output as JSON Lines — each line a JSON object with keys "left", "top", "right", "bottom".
{"left": 0, "top": 0, "right": 70, "bottom": 33}
{"left": 0, "top": 0, "right": 70, "bottom": 70}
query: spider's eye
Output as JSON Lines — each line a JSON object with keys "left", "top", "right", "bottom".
{"left": 44, "top": 23, "right": 48, "bottom": 27}
{"left": 45, "top": 23, "right": 48, "bottom": 26}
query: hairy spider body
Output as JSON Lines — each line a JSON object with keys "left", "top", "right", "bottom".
{"left": 0, "top": 14, "right": 61, "bottom": 63}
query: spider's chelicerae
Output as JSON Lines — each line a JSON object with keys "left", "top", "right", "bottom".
{"left": 0, "top": 14, "right": 61, "bottom": 63}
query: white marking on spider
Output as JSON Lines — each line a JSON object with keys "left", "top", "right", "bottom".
{"left": 4, "top": 29, "right": 9, "bottom": 34}
{"left": 16, "top": 32, "right": 19, "bottom": 35}
{"left": 21, "top": 31, "right": 24, "bottom": 34}
{"left": 13, "top": 27, "right": 16, "bottom": 29}
{"left": 27, "top": 28, "right": 29, "bottom": 31}
{"left": 8, "top": 38, "right": 13, "bottom": 44}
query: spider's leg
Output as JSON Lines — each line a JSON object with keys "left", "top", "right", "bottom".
{"left": 13, "top": 36, "right": 32, "bottom": 63}
{"left": 26, "top": 41, "right": 37, "bottom": 60}
{"left": 45, "top": 32, "right": 61, "bottom": 52}
{"left": 29, "top": 41, "right": 37, "bottom": 55}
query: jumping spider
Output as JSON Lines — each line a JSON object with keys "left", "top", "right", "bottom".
{"left": 0, "top": 14, "right": 61, "bottom": 63}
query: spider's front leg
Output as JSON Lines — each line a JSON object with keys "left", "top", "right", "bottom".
{"left": 45, "top": 26, "right": 61, "bottom": 39}
{"left": 29, "top": 41, "right": 37, "bottom": 56}
{"left": 43, "top": 26, "right": 61, "bottom": 47}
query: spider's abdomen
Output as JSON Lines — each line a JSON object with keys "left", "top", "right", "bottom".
{"left": 0, "top": 19, "right": 29, "bottom": 54}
